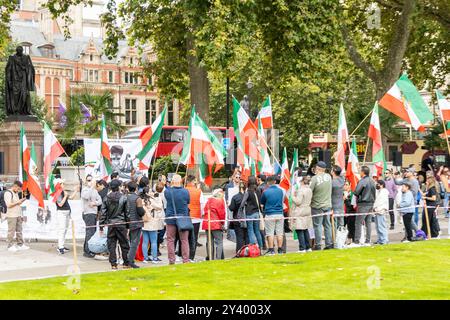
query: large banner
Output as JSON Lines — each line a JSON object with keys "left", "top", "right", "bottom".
{"left": 0, "top": 200, "right": 86, "bottom": 240}
{"left": 84, "top": 138, "right": 143, "bottom": 179}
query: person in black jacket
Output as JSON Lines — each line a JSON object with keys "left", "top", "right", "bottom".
{"left": 100, "top": 179, "right": 130, "bottom": 270}
{"left": 228, "top": 182, "right": 248, "bottom": 253}
{"left": 353, "top": 166, "right": 376, "bottom": 245}
{"left": 126, "top": 181, "right": 146, "bottom": 268}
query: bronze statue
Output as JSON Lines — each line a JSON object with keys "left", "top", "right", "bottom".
{"left": 5, "top": 46, "right": 35, "bottom": 116}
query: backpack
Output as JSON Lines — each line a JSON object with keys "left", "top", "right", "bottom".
{"left": 0, "top": 190, "right": 12, "bottom": 214}
{"left": 236, "top": 244, "right": 260, "bottom": 258}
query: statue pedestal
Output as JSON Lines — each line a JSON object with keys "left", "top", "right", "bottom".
{"left": 0, "top": 117, "right": 44, "bottom": 182}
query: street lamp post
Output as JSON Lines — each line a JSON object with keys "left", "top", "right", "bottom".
{"left": 246, "top": 79, "right": 254, "bottom": 118}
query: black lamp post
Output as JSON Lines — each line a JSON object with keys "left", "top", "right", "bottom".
{"left": 246, "top": 79, "right": 254, "bottom": 118}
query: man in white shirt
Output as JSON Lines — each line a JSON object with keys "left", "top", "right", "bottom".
{"left": 5, "top": 181, "right": 28, "bottom": 252}
{"left": 373, "top": 180, "right": 389, "bottom": 245}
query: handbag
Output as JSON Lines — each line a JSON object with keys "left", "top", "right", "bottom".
{"left": 170, "top": 188, "right": 193, "bottom": 231}
{"left": 253, "top": 192, "right": 265, "bottom": 231}
{"left": 237, "top": 192, "right": 249, "bottom": 229}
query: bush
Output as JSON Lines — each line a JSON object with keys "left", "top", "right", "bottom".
{"left": 151, "top": 156, "right": 184, "bottom": 178}
{"left": 70, "top": 147, "right": 85, "bottom": 166}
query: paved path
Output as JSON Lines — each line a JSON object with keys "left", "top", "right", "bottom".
{"left": 0, "top": 216, "right": 448, "bottom": 283}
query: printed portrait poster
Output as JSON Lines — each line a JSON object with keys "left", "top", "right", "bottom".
{"left": 83, "top": 138, "right": 144, "bottom": 180}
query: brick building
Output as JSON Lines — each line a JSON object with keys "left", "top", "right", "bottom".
{"left": 10, "top": 0, "right": 180, "bottom": 134}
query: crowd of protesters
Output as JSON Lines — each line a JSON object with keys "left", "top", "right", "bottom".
{"left": 2, "top": 157, "right": 448, "bottom": 270}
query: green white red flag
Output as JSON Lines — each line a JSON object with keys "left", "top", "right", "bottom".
{"left": 19, "top": 124, "right": 30, "bottom": 191}
{"left": 256, "top": 113, "right": 273, "bottom": 175}
{"left": 257, "top": 96, "right": 273, "bottom": 129}
{"left": 28, "top": 142, "right": 45, "bottom": 208}
{"left": 368, "top": 103, "right": 386, "bottom": 177}
{"left": 378, "top": 74, "right": 433, "bottom": 132}
{"left": 346, "top": 139, "right": 359, "bottom": 191}
{"left": 48, "top": 173, "right": 63, "bottom": 203}
{"left": 335, "top": 104, "right": 348, "bottom": 170}
{"left": 436, "top": 90, "right": 450, "bottom": 122}
{"left": 43, "top": 122, "right": 65, "bottom": 195}
{"left": 279, "top": 147, "right": 291, "bottom": 191}
{"left": 99, "top": 115, "right": 112, "bottom": 180}
{"left": 180, "top": 106, "right": 227, "bottom": 186}
{"left": 137, "top": 105, "right": 167, "bottom": 171}
{"left": 290, "top": 148, "right": 298, "bottom": 185}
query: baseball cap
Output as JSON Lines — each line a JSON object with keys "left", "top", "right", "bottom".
{"left": 317, "top": 161, "right": 327, "bottom": 169}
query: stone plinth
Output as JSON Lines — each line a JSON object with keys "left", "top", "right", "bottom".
{"left": 0, "top": 116, "right": 43, "bottom": 179}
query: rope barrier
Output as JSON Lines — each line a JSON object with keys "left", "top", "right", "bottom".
{"left": 89, "top": 205, "right": 445, "bottom": 229}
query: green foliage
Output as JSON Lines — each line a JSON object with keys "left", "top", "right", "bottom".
{"left": 151, "top": 156, "right": 177, "bottom": 178}
{"left": 31, "top": 93, "right": 54, "bottom": 127}
{"left": 60, "top": 90, "right": 124, "bottom": 140}
{"left": 424, "top": 121, "right": 448, "bottom": 151}
{"left": 70, "top": 146, "right": 85, "bottom": 166}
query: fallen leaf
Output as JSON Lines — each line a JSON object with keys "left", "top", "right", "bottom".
{"left": 130, "top": 287, "right": 138, "bottom": 292}
{"left": 387, "top": 258, "right": 392, "bottom": 263}
{"left": 337, "top": 268, "right": 344, "bottom": 271}
{"left": 400, "top": 291, "right": 405, "bottom": 294}
{"left": 160, "top": 290, "right": 166, "bottom": 294}
{"left": 282, "top": 264, "right": 287, "bottom": 267}
{"left": 72, "top": 289, "right": 80, "bottom": 294}
{"left": 174, "top": 283, "right": 180, "bottom": 287}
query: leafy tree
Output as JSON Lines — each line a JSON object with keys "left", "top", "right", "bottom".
{"left": 59, "top": 90, "right": 124, "bottom": 140}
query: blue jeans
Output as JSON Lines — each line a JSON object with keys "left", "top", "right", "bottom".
{"left": 414, "top": 205, "right": 419, "bottom": 226}
{"left": 311, "top": 207, "right": 333, "bottom": 248}
{"left": 374, "top": 215, "right": 388, "bottom": 244}
{"left": 246, "top": 212, "right": 263, "bottom": 247}
{"left": 295, "top": 229, "right": 311, "bottom": 251}
{"left": 142, "top": 230, "right": 158, "bottom": 261}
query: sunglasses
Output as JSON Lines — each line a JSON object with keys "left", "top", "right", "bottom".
{"left": 86, "top": 179, "right": 92, "bottom": 182}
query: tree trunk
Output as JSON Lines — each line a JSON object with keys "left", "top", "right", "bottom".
{"left": 186, "top": 34, "right": 210, "bottom": 123}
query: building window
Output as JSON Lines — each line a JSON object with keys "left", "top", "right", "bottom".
{"left": 125, "top": 98, "right": 137, "bottom": 125}
{"left": 145, "top": 99, "right": 157, "bottom": 125}
{"left": 124, "top": 72, "right": 138, "bottom": 84}
{"left": 84, "top": 69, "right": 99, "bottom": 82}
{"left": 108, "top": 71, "right": 114, "bottom": 83}
{"left": 107, "top": 97, "right": 114, "bottom": 110}
{"left": 147, "top": 76, "right": 152, "bottom": 86}
{"left": 130, "top": 57, "right": 133, "bottom": 65}
{"left": 168, "top": 100, "right": 174, "bottom": 125}
{"left": 21, "top": 43, "right": 31, "bottom": 55}
{"left": 39, "top": 45, "right": 55, "bottom": 58}
{"left": 90, "top": 54, "right": 93, "bottom": 62}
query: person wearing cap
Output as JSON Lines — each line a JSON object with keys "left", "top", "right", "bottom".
{"left": 55, "top": 179, "right": 78, "bottom": 255}
{"left": 100, "top": 179, "right": 130, "bottom": 270}
{"left": 81, "top": 174, "right": 103, "bottom": 258}
{"left": 309, "top": 161, "right": 333, "bottom": 250}
{"left": 353, "top": 165, "right": 376, "bottom": 246}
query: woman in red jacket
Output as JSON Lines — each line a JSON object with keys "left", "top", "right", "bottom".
{"left": 202, "top": 188, "right": 226, "bottom": 260}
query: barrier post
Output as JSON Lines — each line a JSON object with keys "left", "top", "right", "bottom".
{"left": 71, "top": 219, "right": 79, "bottom": 267}
{"left": 208, "top": 208, "right": 212, "bottom": 260}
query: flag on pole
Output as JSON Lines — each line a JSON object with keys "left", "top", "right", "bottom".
{"left": 256, "top": 113, "right": 273, "bottom": 176}
{"left": 232, "top": 96, "right": 260, "bottom": 164}
{"left": 346, "top": 139, "right": 360, "bottom": 191}
{"left": 19, "top": 124, "right": 30, "bottom": 191}
{"left": 28, "top": 142, "right": 45, "bottom": 209}
{"left": 43, "top": 122, "right": 65, "bottom": 195}
{"left": 368, "top": 103, "right": 386, "bottom": 177}
{"left": 335, "top": 103, "right": 349, "bottom": 170}
{"left": 257, "top": 96, "right": 273, "bottom": 129}
{"left": 279, "top": 147, "right": 291, "bottom": 191}
{"left": 48, "top": 173, "right": 63, "bottom": 203}
{"left": 99, "top": 115, "right": 112, "bottom": 180}
{"left": 80, "top": 103, "right": 92, "bottom": 124}
{"left": 290, "top": 148, "right": 298, "bottom": 185}
{"left": 58, "top": 100, "right": 67, "bottom": 128}
{"left": 436, "top": 90, "right": 450, "bottom": 122}
{"left": 180, "top": 106, "right": 227, "bottom": 186}
{"left": 137, "top": 105, "right": 167, "bottom": 170}
{"left": 378, "top": 74, "right": 433, "bottom": 131}
{"left": 237, "top": 146, "right": 251, "bottom": 181}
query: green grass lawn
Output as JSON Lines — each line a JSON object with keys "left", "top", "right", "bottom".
{"left": 1, "top": 240, "right": 450, "bottom": 300}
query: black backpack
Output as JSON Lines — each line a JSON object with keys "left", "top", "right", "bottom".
{"left": 0, "top": 190, "right": 12, "bottom": 214}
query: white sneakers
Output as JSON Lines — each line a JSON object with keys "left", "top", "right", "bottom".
{"left": 175, "top": 255, "right": 182, "bottom": 262}
{"left": 94, "top": 254, "right": 108, "bottom": 261}
{"left": 297, "top": 250, "right": 306, "bottom": 253}
{"left": 7, "top": 244, "right": 29, "bottom": 252}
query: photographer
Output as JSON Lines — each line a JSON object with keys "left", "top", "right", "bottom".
{"left": 81, "top": 175, "right": 102, "bottom": 258}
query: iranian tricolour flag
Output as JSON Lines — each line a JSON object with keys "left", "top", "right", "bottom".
{"left": 237, "top": 146, "right": 251, "bottom": 181}
{"left": 233, "top": 97, "right": 260, "bottom": 164}
{"left": 28, "top": 142, "right": 45, "bottom": 208}
{"left": 48, "top": 173, "right": 63, "bottom": 203}
{"left": 44, "top": 122, "right": 65, "bottom": 196}
{"left": 335, "top": 104, "right": 349, "bottom": 171}
{"left": 346, "top": 139, "right": 360, "bottom": 191}
{"left": 290, "top": 148, "right": 298, "bottom": 185}
{"left": 436, "top": 90, "right": 450, "bottom": 122}
{"left": 19, "top": 124, "right": 30, "bottom": 191}
{"left": 279, "top": 147, "right": 291, "bottom": 191}
{"left": 257, "top": 96, "right": 273, "bottom": 129}
{"left": 99, "top": 115, "right": 112, "bottom": 180}
{"left": 368, "top": 103, "right": 386, "bottom": 177}
{"left": 379, "top": 74, "right": 433, "bottom": 131}
{"left": 137, "top": 105, "right": 167, "bottom": 171}
{"left": 180, "top": 106, "right": 227, "bottom": 186}
{"left": 256, "top": 113, "right": 273, "bottom": 175}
